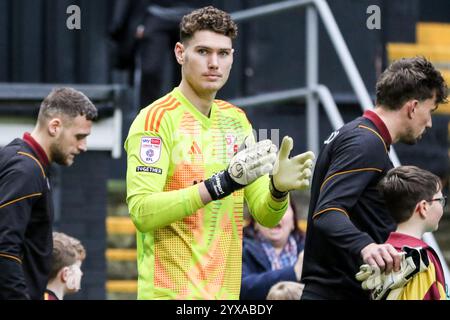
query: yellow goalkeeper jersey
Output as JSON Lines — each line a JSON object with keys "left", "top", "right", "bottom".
{"left": 125, "top": 87, "right": 287, "bottom": 300}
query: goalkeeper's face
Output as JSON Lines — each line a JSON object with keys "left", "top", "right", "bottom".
{"left": 177, "top": 30, "right": 234, "bottom": 95}
{"left": 255, "top": 204, "right": 295, "bottom": 249}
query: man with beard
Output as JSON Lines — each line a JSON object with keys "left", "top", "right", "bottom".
{"left": 300, "top": 57, "right": 448, "bottom": 300}
{"left": 0, "top": 88, "right": 97, "bottom": 299}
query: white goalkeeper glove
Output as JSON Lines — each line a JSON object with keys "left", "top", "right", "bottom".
{"left": 204, "top": 138, "right": 277, "bottom": 200}
{"left": 270, "top": 136, "right": 315, "bottom": 199}
{"left": 355, "top": 246, "right": 430, "bottom": 300}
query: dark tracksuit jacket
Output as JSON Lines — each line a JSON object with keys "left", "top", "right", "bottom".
{"left": 0, "top": 133, "right": 53, "bottom": 300}
{"left": 301, "top": 110, "right": 396, "bottom": 300}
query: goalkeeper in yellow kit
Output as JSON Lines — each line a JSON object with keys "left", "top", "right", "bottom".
{"left": 124, "top": 6, "right": 315, "bottom": 300}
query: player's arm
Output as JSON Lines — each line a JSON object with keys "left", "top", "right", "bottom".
{"left": 126, "top": 121, "right": 277, "bottom": 232}
{"left": 125, "top": 120, "right": 205, "bottom": 232}
{"left": 312, "top": 135, "right": 401, "bottom": 272}
{"left": 0, "top": 165, "right": 42, "bottom": 299}
{"left": 245, "top": 175, "right": 288, "bottom": 228}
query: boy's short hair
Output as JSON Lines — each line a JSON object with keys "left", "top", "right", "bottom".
{"left": 375, "top": 56, "right": 447, "bottom": 110}
{"left": 378, "top": 166, "right": 442, "bottom": 223}
{"left": 266, "top": 281, "right": 304, "bottom": 300}
{"left": 67, "top": 235, "right": 86, "bottom": 261}
{"left": 49, "top": 232, "right": 85, "bottom": 280}
{"left": 179, "top": 6, "right": 238, "bottom": 43}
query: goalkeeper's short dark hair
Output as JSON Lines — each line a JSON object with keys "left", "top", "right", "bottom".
{"left": 377, "top": 165, "right": 442, "bottom": 223}
{"left": 179, "top": 6, "right": 238, "bottom": 43}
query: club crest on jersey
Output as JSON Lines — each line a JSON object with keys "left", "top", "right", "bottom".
{"left": 140, "top": 136, "right": 162, "bottom": 164}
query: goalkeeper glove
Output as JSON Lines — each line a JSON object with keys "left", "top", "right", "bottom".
{"left": 355, "top": 246, "right": 430, "bottom": 300}
{"left": 204, "top": 138, "right": 277, "bottom": 200}
{"left": 270, "top": 136, "right": 315, "bottom": 199}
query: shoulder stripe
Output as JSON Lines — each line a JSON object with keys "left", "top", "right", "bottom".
{"left": 149, "top": 97, "right": 177, "bottom": 132}
{"left": 214, "top": 99, "right": 227, "bottom": 105}
{"left": 320, "top": 167, "right": 383, "bottom": 191}
{"left": 0, "top": 252, "right": 22, "bottom": 264}
{"left": 0, "top": 193, "right": 43, "bottom": 209}
{"left": 17, "top": 152, "right": 46, "bottom": 178}
{"left": 215, "top": 100, "right": 245, "bottom": 113}
{"left": 144, "top": 95, "right": 174, "bottom": 131}
{"left": 154, "top": 101, "right": 181, "bottom": 132}
{"left": 358, "top": 125, "right": 388, "bottom": 153}
{"left": 312, "top": 207, "right": 349, "bottom": 219}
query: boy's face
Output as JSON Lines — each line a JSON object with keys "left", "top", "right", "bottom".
{"left": 176, "top": 30, "right": 234, "bottom": 95}
{"left": 65, "top": 260, "right": 83, "bottom": 293}
{"left": 425, "top": 190, "right": 445, "bottom": 232}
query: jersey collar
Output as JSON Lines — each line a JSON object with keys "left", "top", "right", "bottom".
{"left": 386, "top": 232, "right": 429, "bottom": 250}
{"left": 172, "top": 87, "right": 215, "bottom": 129}
{"left": 23, "top": 132, "right": 50, "bottom": 167}
{"left": 363, "top": 110, "right": 392, "bottom": 147}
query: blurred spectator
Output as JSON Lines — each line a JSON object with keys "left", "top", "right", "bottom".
{"left": 240, "top": 201, "right": 305, "bottom": 300}
{"left": 108, "top": 0, "right": 209, "bottom": 110}
{"left": 45, "top": 232, "right": 86, "bottom": 300}
{"left": 266, "top": 281, "right": 304, "bottom": 300}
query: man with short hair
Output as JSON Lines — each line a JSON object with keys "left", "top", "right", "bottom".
{"left": 125, "top": 6, "right": 315, "bottom": 299}
{"left": 301, "top": 56, "right": 448, "bottom": 300}
{"left": 0, "top": 87, "right": 97, "bottom": 300}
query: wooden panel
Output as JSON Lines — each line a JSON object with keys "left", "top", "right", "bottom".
{"left": 417, "top": 22, "right": 450, "bottom": 45}
{"left": 107, "top": 216, "right": 136, "bottom": 235}
{"left": 106, "top": 280, "right": 137, "bottom": 293}
{"left": 106, "top": 248, "right": 136, "bottom": 261}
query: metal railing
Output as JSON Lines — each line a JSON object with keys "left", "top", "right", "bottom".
{"left": 230, "top": 0, "right": 450, "bottom": 286}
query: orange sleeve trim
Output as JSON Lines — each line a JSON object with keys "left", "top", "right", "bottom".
{"left": 0, "top": 252, "right": 22, "bottom": 264}
{"left": 144, "top": 95, "right": 174, "bottom": 131}
{"left": 312, "top": 207, "right": 349, "bottom": 219}
{"left": 358, "top": 125, "right": 388, "bottom": 153}
{"left": 320, "top": 167, "right": 383, "bottom": 190}
{"left": 0, "top": 192, "right": 42, "bottom": 209}
{"left": 154, "top": 102, "right": 181, "bottom": 133}
{"left": 17, "top": 152, "right": 46, "bottom": 178}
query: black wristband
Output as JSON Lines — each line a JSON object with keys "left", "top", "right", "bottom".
{"left": 204, "top": 169, "right": 244, "bottom": 200}
{"left": 270, "top": 176, "right": 288, "bottom": 200}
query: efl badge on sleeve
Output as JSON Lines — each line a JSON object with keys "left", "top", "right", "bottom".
{"left": 140, "top": 137, "right": 162, "bottom": 164}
